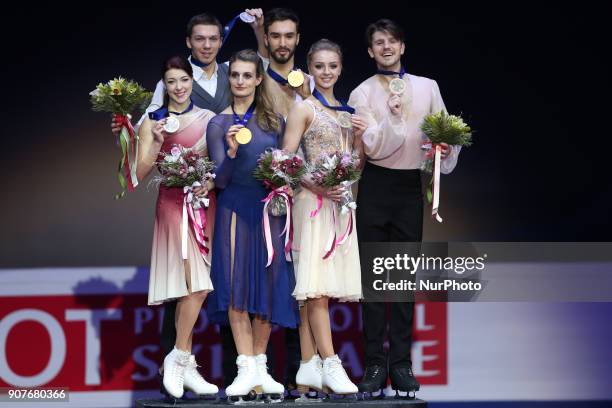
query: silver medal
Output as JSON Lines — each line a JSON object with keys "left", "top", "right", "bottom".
{"left": 389, "top": 78, "right": 406, "bottom": 95}
{"left": 163, "top": 116, "right": 180, "bottom": 133}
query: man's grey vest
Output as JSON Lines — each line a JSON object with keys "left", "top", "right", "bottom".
{"left": 191, "top": 63, "right": 231, "bottom": 114}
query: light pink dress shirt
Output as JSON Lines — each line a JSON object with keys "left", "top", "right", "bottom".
{"left": 348, "top": 73, "right": 460, "bottom": 173}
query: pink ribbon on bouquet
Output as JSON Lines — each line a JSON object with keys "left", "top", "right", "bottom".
{"left": 311, "top": 193, "right": 355, "bottom": 260}
{"left": 262, "top": 185, "right": 294, "bottom": 267}
{"left": 181, "top": 182, "right": 210, "bottom": 264}
{"left": 310, "top": 194, "right": 323, "bottom": 218}
{"left": 424, "top": 143, "right": 443, "bottom": 223}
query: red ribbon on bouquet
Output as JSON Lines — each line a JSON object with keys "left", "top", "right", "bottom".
{"left": 262, "top": 185, "right": 294, "bottom": 267}
{"left": 182, "top": 183, "right": 210, "bottom": 264}
{"left": 114, "top": 114, "right": 139, "bottom": 199}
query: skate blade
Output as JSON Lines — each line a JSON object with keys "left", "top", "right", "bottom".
{"left": 359, "top": 389, "right": 385, "bottom": 400}
{"left": 264, "top": 393, "right": 284, "bottom": 403}
{"left": 327, "top": 393, "right": 358, "bottom": 401}
{"left": 227, "top": 389, "right": 261, "bottom": 405}
{"left": 189, "top": 393, "right": 219, "bottom": 401}
{"left": 394, "top": 390, "right": 417, "bottom": 400}
{"left": 295, "top": 393, "right": 324, "bottom": 404}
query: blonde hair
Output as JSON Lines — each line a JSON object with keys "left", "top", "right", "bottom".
{"left": 306, "top": 39, "right": 343, "bottom": 66}
{"left": 229, "top": 49, "right": 281, "bottom": 133}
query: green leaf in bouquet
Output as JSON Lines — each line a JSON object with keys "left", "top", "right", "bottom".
{"left": 421, "top": 110, "right": 473, "bottom": 146}
{"left": 90, "top": 77, "right": 153, "bottom": 116}
{"left": 426, "top": 186, "right": 433, "bottom": 204}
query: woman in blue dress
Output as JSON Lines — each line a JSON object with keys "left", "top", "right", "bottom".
{"left": 206, "top": 49, "right": 299, "bottom": 402}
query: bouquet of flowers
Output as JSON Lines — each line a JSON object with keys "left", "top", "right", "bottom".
{"left": 154, "top": 144, "right": 216, "bottom": 263}
{"left": 310, "top": 151, "right": 361, "bottom": 214}
{"left": 309, "top": 151, "right": 361, "bottom": 260}
{"left": 420, "top": 110, "right": 472, "bottom": 222}
{"left": 89, "top": 77, "right": 153, "bottom": 198}
{"left": 253, "top": 148, "right": 306, "bottom": 216}
{"left": 154, "top": 144, "right": 215, "bottom": 197}
{"left": 253, "top": 149, "right": 305, "bottom": 266}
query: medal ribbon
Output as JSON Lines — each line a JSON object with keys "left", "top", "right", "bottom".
{"left": 222, "top": 13, "right": 250, "bottom": 44}
{"left": 312, "top": 88, "right": 355, "bottom": 114}
{"left": 232, "top": 101, "right": 256, "bottom": 126}
{"left": 149, "top": 100, "right": 194, "bottom": 121}
{"left": 266, "top": 66, "right": 300, "bottom": 86}
{"left": 376, "top": 67, "right": 406, "bottom": 78}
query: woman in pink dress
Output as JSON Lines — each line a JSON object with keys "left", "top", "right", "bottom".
{"left": 136, "top": 56, "right": 217, "bottom": 399}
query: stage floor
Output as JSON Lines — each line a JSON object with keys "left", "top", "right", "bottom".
{"left": 136, "top": 397, "right": 427, "bottom": 408}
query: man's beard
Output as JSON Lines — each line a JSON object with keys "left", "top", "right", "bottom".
{"left": 377, "top": 55, "right": 401, "bottom": 69}
{"left": 270, "top": 46, "right": 295, "bottom": 64}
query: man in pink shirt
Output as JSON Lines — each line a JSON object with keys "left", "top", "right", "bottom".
{"left": 349, "top": 19, "right": 461, "bottom": 398}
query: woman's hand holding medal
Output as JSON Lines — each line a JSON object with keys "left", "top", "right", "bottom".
{"left": 225, "top": 124, "right": 243, "bottom": 158}
{"left": 351, "top": 116, "right": 368, "bottom": 139}
{"left": 151, "top": 119, "right": 167, "bottom": 144}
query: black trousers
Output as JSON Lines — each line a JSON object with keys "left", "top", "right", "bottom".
{"left": 160, "top": 301, "right": 177, "bottom": 356}
{"left": 356, "top": 162, "right": 423, "bottom": 369}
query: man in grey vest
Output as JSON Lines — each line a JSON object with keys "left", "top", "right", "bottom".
{"left": 111, "top": 9, "right": 267, "bottom": 394}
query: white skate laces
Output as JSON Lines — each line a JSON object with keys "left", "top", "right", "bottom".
{"left": 163, "top": 347, "right": 190, "bottom": 398}
{"left": 226, "top": 355, "right": 262, "bottom": 398}
{"left": 255, "top": 354, "right": 284, "bottom": 395}
{"left": 326, "top": 355, "right": 349, "bottom": 381}
{"left": 235, "top": 356, "right": 250, "bottom": 380}
{"left": 323, "top": 355, "right": 358, "bottom": 395}
{"left": 184, "top": 355, "right": 218, "bottom": 395}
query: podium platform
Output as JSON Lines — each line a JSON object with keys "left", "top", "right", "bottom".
{"left": 136, "top": 397, "right": 427, "bottom": 408}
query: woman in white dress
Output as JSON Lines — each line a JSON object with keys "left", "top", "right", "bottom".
{"left": 282, "top": 39, "right": 368, "bottom": 397}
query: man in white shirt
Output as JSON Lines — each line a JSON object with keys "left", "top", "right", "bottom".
{"left": 348, "top": 19, "right": 461, "bottom": 398}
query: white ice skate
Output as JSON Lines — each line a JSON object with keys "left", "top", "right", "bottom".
{"left": 295, "top": 354, "right": 324, "bottom": 402}
{"left": 162, "top": 347, "right": 190, "bottom": 399}
{"left": 255, "top": 354, "right": 284, "bottom": 402}
{"left": 322, "top": 355, "right": 358, "bottom": 398}
{"left": 226, "top": 355, "right": 262, "bottom": 404}
{"left": 183, "top": 355, "right": 219, "bottom": 397}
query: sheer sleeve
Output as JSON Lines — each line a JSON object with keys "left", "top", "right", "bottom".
{"left": 349, "top": 87, "right": 407, "bottom": 161}
{"left": 206, "top": 119, "right": 235, "bottom": 189}
{"left": 276, "top": 116, "right": 286, "bottom": 148}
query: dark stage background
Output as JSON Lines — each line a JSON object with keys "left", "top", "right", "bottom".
{"left": 2, "top": 3, "right": 610, "bottom": 267}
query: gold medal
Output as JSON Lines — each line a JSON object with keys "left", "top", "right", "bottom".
{"left": 236, "top": 127, "right": 252, "bottom": 144}
{"left": 389, "top": 78, "right": 406, "bottom": 95}
{"left": 287, "top": 70, "right": 305, "bottom": 88}
{"left": 163, "top": 116, "right": 180, "bottom": 133}
{"left": 337, "top": 111, "right": 352, "bottom": 129}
